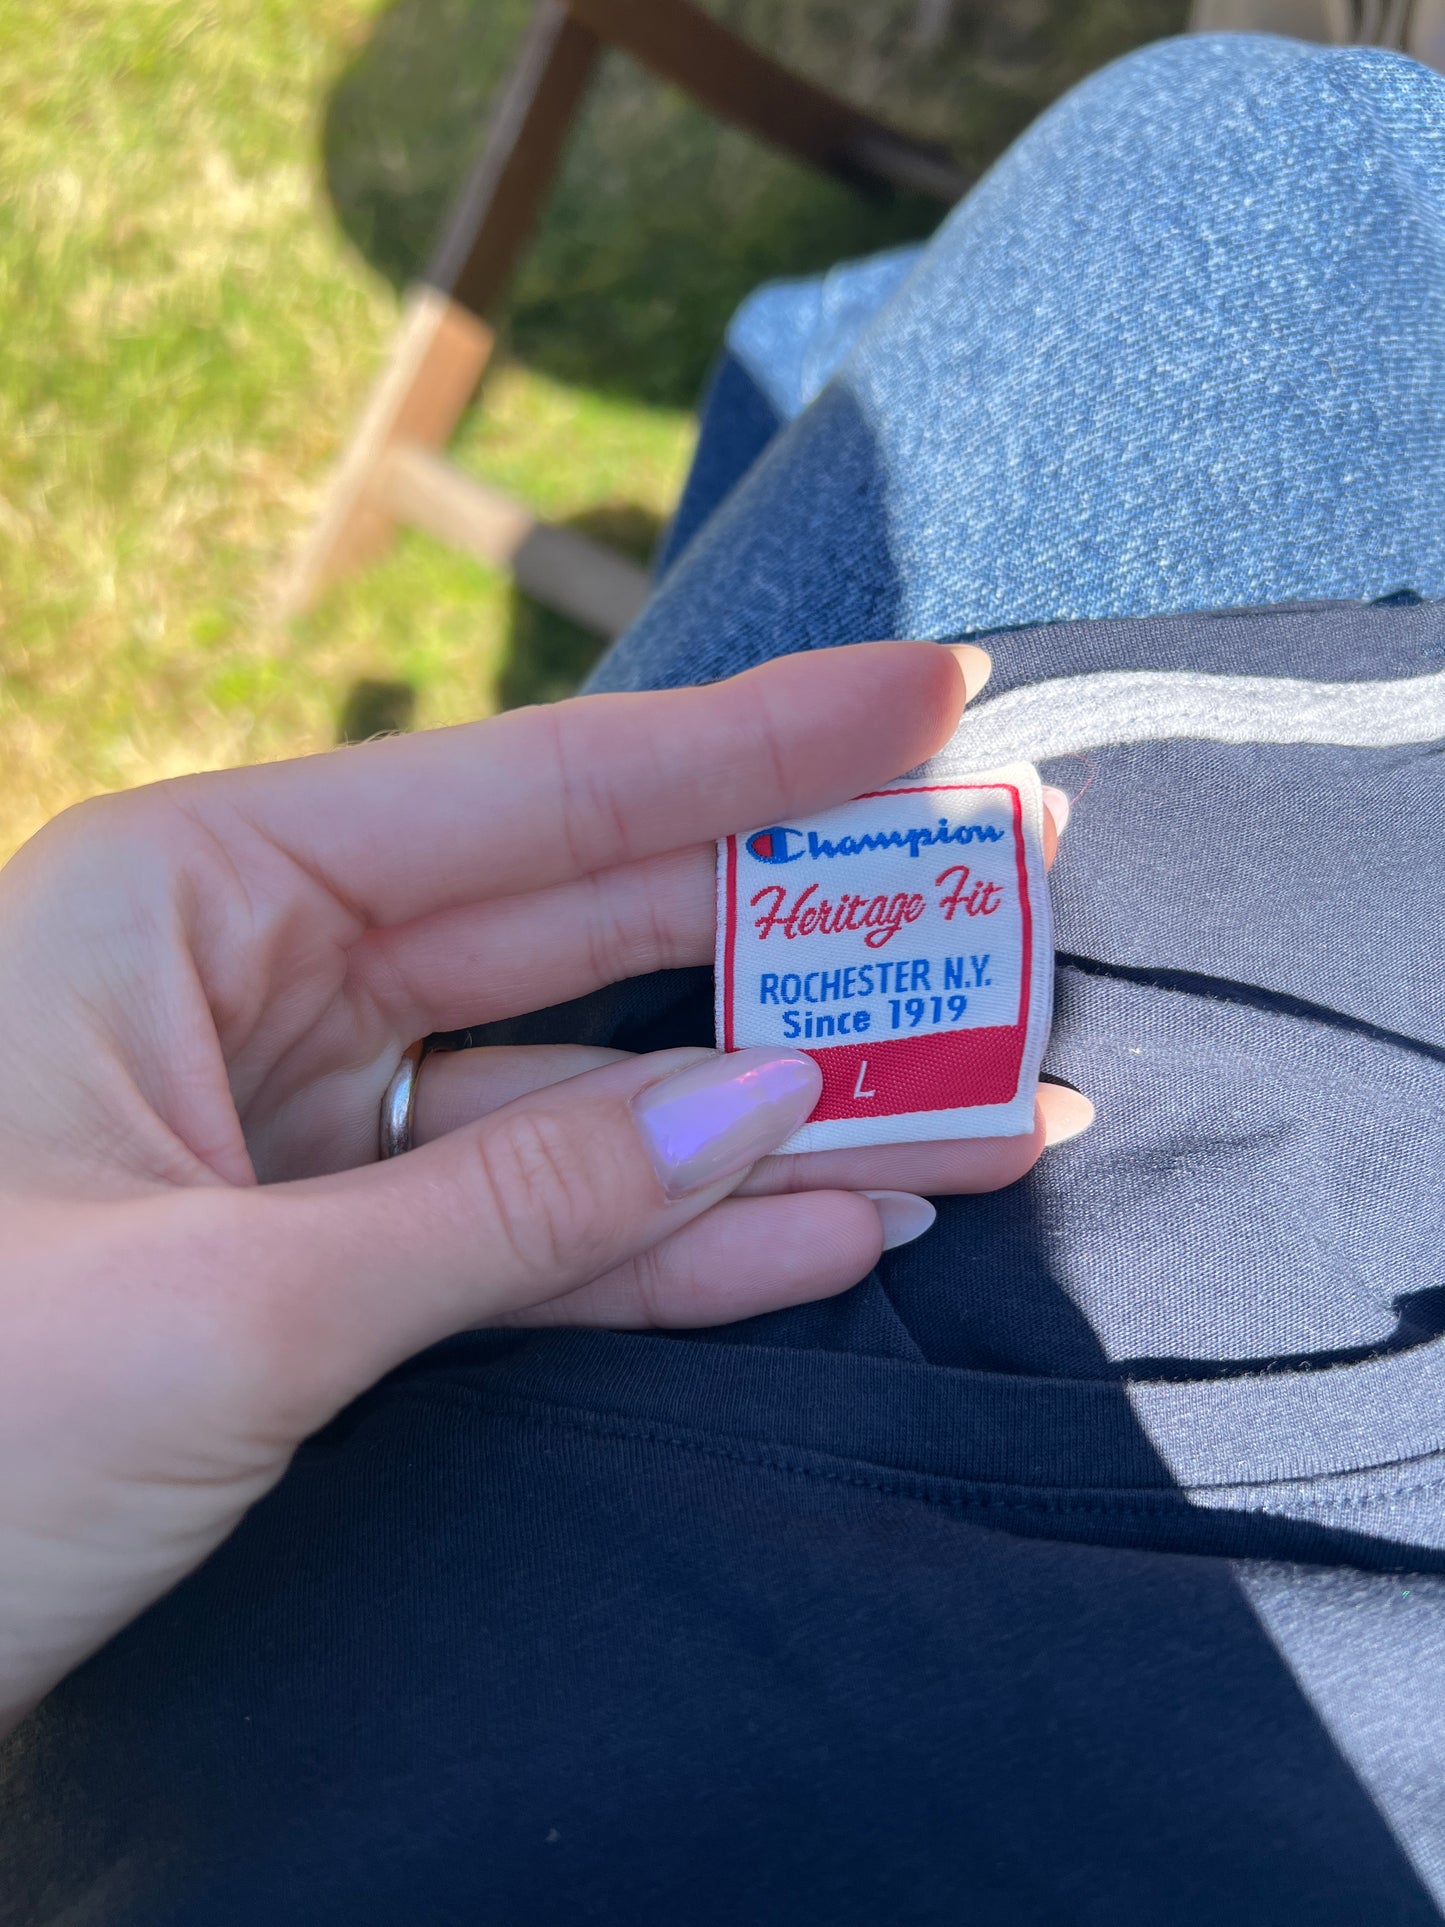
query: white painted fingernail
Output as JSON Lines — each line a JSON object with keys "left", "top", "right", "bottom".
{"left": 948, "top": 643, "right": 992, "bottom": 702}
{"left": 1040, "top": 1086, "right": 1095, "bottom": 1145}
{"left": 1042, "top": 785, "right": 1071, "bottom": 837}
{"left": 863, "top": 1190, "right": 937, "bottom": 1251}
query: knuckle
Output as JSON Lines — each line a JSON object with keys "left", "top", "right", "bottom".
{"left": 24, "top": 792, "right": 136, "bottom": 875}
{"left": 584, "top": 873, "right": 678, "bottom": 986}
{"left": 22, "top": 787, "right": 192, "bottom": 908}
{"left": 626, "top": 1241, "right": 680, "bottom": 1330}
{"left": 473, "top": 1107, "right": 630, "bottom": 1288}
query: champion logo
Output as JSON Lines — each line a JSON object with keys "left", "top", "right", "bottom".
{"left": 718, "top": 769, "right": 1054, "bottom": 1155}
{"left": 746, "top": 826, "right": 807, "bottom": 864}
{"left": 745, "top": 818, "right": 1004, "bottom": 865}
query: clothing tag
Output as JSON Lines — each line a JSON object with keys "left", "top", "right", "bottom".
{"left": 715, "top": 762, "right": 1054, "bottom": 1153}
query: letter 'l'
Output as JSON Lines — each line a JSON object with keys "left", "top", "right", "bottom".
{"left": 852, "top": 1060, "right": 876, "bottom": 1099}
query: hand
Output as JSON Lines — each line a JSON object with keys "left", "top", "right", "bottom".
{"left": 0, "top": 641, "right": 1086, "bottom": 1732}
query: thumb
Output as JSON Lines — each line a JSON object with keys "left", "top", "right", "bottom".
{"left": 239, "top": 1046, "right": 821, "bottom": 1420}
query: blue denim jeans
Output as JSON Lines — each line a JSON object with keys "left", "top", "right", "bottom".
{"left": 569, "top": 25, "right": 1445, "bottom": 1456}
{"left": 592, "top": 31, "right": 1445, "bottom": 695}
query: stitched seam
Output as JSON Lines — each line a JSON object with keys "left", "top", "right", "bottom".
{"left": 394, "top": 1380, "right": 1445, "bottom": 1516}
{"left": 481, "top": 1403, "right": 1188, "bottom": 1517}
{"left": 1205, "top": 1478, "right": 1445, "bottom": 1514}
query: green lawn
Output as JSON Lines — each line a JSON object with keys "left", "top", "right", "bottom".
{"left": 0, "top": 0, "right": 1180, "bottom": 860}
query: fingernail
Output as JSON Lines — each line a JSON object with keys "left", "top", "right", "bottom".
{"left": 1040, "top": 1086, "right": 1095, "bottom": 1146}
{"left": 634, "top": 1048, "right": 822, "bottom": 1199}
{"left": 1041, "top": 785, "right": 1071, "bottom": 837}
{"left": 948, "top": 643, "right": 992, "bottom": 703}
{"left": 862, "top": 1190, "right": 937, "bottom": 1250}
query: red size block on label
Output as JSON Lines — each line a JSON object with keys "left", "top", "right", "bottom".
{"left": 715, "top": 761, "right": 1054, "bottom": 1153}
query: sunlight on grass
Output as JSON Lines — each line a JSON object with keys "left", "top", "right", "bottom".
{"left": 0, "top": 0, "right": 1179, "bottom": 861}
{"left": 0, "top": 0, "right": 692, "bottom": 859}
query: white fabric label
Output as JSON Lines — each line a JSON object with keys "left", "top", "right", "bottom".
{"left": 715, "top": 761, "right": 1054, "bottom": 1153}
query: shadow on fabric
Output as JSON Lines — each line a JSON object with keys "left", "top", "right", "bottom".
{"left": 5, "top": 956, "right": 1438, "bottom": 1922}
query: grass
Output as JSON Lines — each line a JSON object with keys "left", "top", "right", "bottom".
{"left": 0, "top": 0, "right": 1182, "bottom": 861}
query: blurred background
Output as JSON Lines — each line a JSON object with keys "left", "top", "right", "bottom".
{"left": 0, "top": 0, "right": 1183, "bottom": 861}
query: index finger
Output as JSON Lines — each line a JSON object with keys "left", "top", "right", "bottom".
{"left": 195, "top": 642, "right": 981, "bottom": 925}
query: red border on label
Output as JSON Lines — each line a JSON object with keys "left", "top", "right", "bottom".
{"left": 721, "top": 783, "right": 1033, "bottom": 1119}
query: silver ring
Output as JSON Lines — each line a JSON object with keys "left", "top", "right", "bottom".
{"left": 379, "top": 1040, "right": 426, "bottom": 1159}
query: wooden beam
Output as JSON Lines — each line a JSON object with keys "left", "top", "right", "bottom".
{"left": 282, "top": 4, "right": 601, "bottom": 614}
{"left": 281, "top": 287, "right": 494, "bottom": 614}
{"left": 284, "top": 0, "right": 969, "bottom": 623}
{"left": 431, "top": 0, "right": 603, "bottom": 317}
{"left": 381, "top": 441, "right": 651, "bottom": 638}
{"left": 561, "top": 0, "right": 970, "bottom": 205}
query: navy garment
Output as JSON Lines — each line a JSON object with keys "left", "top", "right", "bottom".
{"left": 3, "top": 597, "right": 1444, "bottom": 1925}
